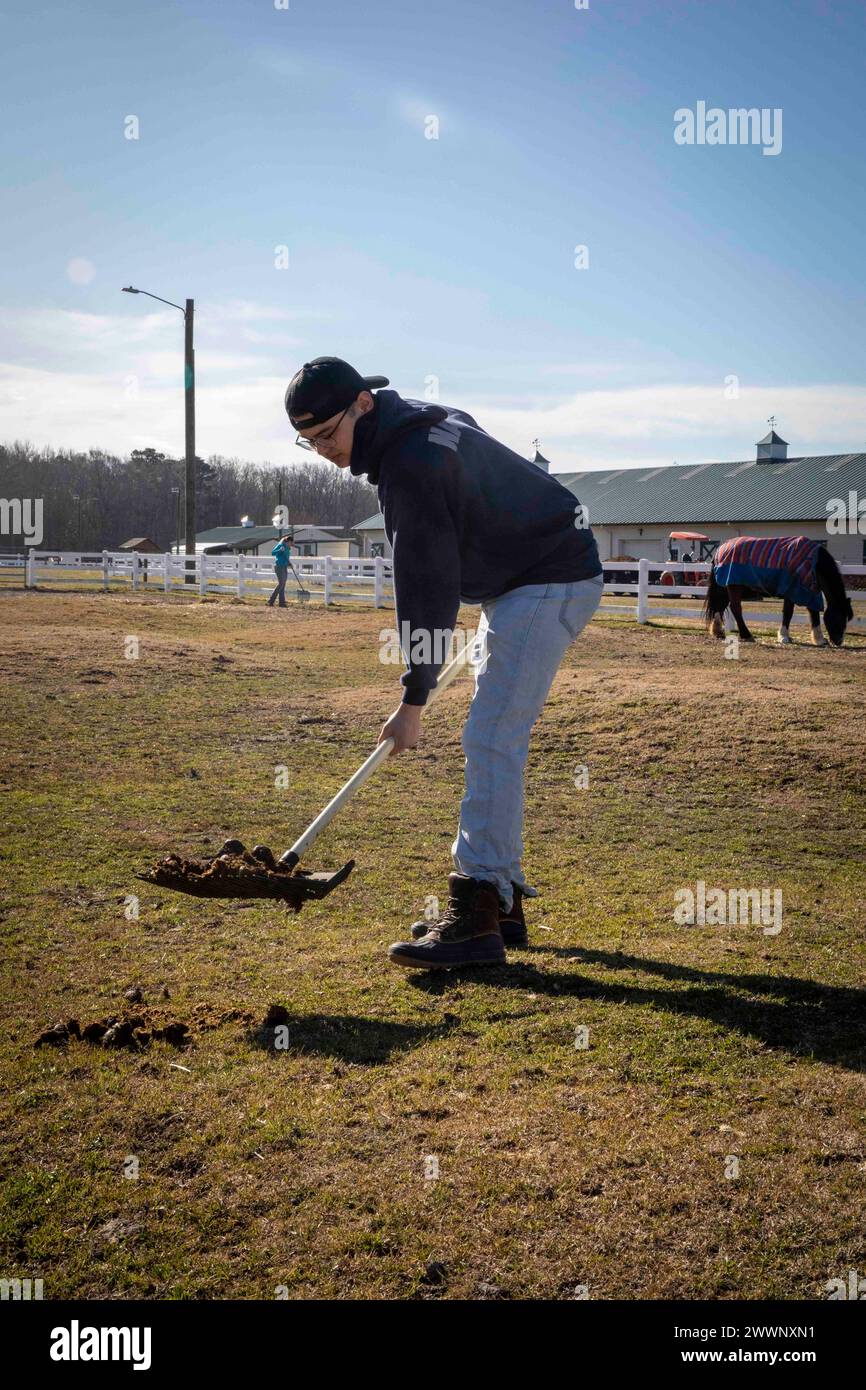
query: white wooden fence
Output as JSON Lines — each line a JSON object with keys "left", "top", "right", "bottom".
{"left": 15, "top": 550, "right": 866, "bottom": 629}
{"left": 600, "top": 558, "right": 866, "bottom": 630}
{"left": 19, "top": 550, "right": 396, "bottom": 605}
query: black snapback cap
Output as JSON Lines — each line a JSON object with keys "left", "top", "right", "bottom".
{"left": 284, "top": 357, "right": 389, "bottom": 429}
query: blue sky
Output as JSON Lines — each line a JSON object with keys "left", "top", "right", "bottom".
{"left": 2, "top": 0, "right": 864, "bottom": 471}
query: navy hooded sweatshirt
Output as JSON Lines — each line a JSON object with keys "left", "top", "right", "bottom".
{"left": 349, "top": 390, "right": 601, "bottom": 706}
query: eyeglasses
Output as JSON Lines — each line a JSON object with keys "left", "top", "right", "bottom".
{"left": 295, "top": 403, "right": 351, "bottom": 452}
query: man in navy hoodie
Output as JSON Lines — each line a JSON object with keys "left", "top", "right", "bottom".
{"left": 285, "top": 357, "right": 602, "bottom": 971}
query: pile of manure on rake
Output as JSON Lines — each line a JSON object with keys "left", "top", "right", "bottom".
{"left": 136, "top": 646, "right": 474, "bottom": 913}
{"left": 137, "top": 840, "right": 354, "bottom": 912}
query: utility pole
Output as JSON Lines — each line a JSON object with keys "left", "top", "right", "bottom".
{"left": 122, "top": 285, "right": 196, "bottom": 580}
{"left": 273, "top": 480, "right": 291, "bottom": 541}
{"left": 184, "top": 298, "right": 195, "bottom": 579}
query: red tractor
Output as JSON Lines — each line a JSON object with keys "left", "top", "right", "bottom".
{"left": 659, "top": 531, "right": 715, "bottom": 592}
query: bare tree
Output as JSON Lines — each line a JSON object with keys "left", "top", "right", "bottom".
{"left": 0, "top": 441, "right": 379, "bottom": 550}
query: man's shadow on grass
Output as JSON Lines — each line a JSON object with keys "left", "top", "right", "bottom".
{"left": 248, "top": 1011, "right": 459, "bottom": 1065}
{"left": 408, "top": 946, "right": 866, "bottom": 1072}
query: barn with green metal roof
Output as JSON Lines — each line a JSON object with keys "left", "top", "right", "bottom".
{"left": 558, "top": 431, "right": 866, "bottom": 565}
{"left": 352, "top": 430, "right": 865, "bottom": 567}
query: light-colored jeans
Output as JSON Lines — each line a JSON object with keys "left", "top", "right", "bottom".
{"left": 451, "top": 573, "right": 604, "bottom": 912}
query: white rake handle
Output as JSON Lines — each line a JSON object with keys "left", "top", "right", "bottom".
{"left": 279, "top": 636, "right": 478, "bottom": 866}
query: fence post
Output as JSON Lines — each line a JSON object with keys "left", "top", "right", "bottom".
{"left": 237, "top": 554, "right": 245, "bottom": 598}
{"left": 163, "top": 553, "right": 171, "bottom": 592}
{"left": 636, "top": 558, "right": 649, "bottom": 623}
{"left": 131, "top": 551, "right": 140, "bottom": 592}
{"left": 374, "top": 555, "right": 383, "bottom": 607}
{"left": 324, "top": 554, "right": 333, "bottom": 605}
{"left": 199, "top": 554, "right": 208, "bottom": 597}
{"left": 102, "top": 550, "right": 109, "bottom": 590}
{"left": 26, "top": 549, "right": 35, "bottom": 589}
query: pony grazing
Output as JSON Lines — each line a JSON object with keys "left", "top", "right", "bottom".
{"left": 704, "top": 536, "right": 853, "bottom": 647}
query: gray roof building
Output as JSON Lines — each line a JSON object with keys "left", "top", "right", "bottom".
{"left": 351, "top": 437, "right": 866, "bottom": 567}
{"left": 558, "top": 451, "right": 866, "bottom": 526}
{"left": 196, "top": 525, "right": 279, "bottom": 552}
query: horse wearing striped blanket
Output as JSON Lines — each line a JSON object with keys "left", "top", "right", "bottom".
{"left": 704, "top": 536, "right": 852, "bottom": 646}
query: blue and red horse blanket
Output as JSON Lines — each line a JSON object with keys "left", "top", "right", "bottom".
{"left": 713, "top": 536, "right": 824, "bottom": 611}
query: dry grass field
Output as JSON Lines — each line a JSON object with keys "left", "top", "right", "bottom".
{"left": 1, "top": 587, "right": 865, "bottom": 1300}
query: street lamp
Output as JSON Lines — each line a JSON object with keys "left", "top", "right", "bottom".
{"left": 71, "top": 493, "right": 81, "bottom": 549}
{"left": 122, "top": 285, "right": 195, "bottom": 577}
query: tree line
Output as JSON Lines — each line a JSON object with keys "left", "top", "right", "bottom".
{"left": 0, "top": 441, "right": 379, "bottom": 551}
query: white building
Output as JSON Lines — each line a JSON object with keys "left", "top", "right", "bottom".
{"left": 189, "top": 523, "right": 359, "bottom": 557}
{"left": 352, "top": 432, "right": 866, "bottom": 568}
{"left": 559, "top": 432, "right": 866, "bottom": 567}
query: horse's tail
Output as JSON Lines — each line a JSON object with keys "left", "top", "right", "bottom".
{"left": 703, "top": 566, "right": 728, "bottom": 631}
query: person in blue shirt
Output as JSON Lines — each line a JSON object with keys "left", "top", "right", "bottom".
{"left": 268, "top": 535, "right": 292, "bottom": 607}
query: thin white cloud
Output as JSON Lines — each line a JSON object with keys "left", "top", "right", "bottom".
{"left": 396, "top": 97, "right": 453, "bottom": 133}
{"left": 0, "top": 361, "right": 306, "bottom": 463}
{"left": 253, "top": 45, "right": 452, "bottom": 136}
{"left": 200, "top": 300, "right": 315, "bottom": 325}
{"left": 130, "top": 350, "right": 279, "bottom": 379}
{"left": 0, "top": 300, "right": 313, "bottom": 402}
{"left": 2, "top": 308, "right": 863, "bottom": 466}
{"left": 1, "top": 303, "right": 308, "bottom": 368}
{"left": 471, "top": 384, "right": 866, "bottom": 470}
{"left": 538, "top": 361, "right": 652, "bottom": 378}
{"left": 7, "top": 307, "right": 179, "bottom": 356}
{"left": 1, "top": 352, "right": 863, "bottom": 471}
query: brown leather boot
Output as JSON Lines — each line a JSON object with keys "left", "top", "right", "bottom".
{"left": 497, "top": 883, "right": 529, "bottom": 946}
{"left": 389, "top": 874, "right": 506, "bottom": 971}
{"left": 409, "top": 879, "right": 528, "bottom": 946}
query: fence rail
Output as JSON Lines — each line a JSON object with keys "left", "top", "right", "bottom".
{"left": 12, "top": 550, "right": 866, "bottom": 629}
{"left": 600, "top": 558, "right": 866, "bottom": 629}
{"left": 18, "top": 550, "right": 397, "bottom": 605}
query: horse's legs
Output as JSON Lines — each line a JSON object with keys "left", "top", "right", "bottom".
{"left": 706, "top": 574, "right": 728, "bottom": 637}
{"left": 727, "top": 586, "right": 754, "bottom": 641}
{"left": 778, "top": 598, "right": 794, "bottom": 644}
{"left": 808, "top": 607, "right": 827, "bottom": 646}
